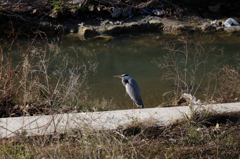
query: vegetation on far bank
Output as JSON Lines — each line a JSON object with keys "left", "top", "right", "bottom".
{"left": 0, "top": 0, "right": 184, "bottom": 24}
{"left": 1, "top": 0, "right": 240, "bottom": 37}
{"left": 0, "top": 0, "right": 240, "bottom": 23}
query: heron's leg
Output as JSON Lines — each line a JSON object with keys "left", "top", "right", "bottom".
{"left": 132, "top": 102, "right": 134, "bottom": 109}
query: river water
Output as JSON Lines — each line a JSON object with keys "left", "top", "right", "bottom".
{"left": 56, "top": 32, "right": 240, "bottom": 109}
{"left": 6, "top": 32, "right": 240, "bottom": 109}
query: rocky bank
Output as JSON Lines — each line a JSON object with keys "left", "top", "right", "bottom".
{"left": 1, "top": 0, "right": 240, "bottom": 38}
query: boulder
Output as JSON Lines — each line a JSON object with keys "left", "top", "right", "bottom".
{"left": 78, "top": 26, "right": 97, "bottom": 38}
{"left": 152, "top": 9, "right": 162, "bottom": 16}
{"left": 112, "top": 8, "right": 121, "bottom": 18}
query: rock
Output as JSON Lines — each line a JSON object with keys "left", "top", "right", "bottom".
{"left": 208, "top": 3, "right": 221, "bottom": 12}
{"left": 216, "top": 27, "right": 224, "bottom": 31}
{"left": 122, "top": 7, "right": 131, "bottom": 17}
{"left": 224, "top": 18, "right": 240, "bottom": 27}
{"left": 126, "top": 22, "right": 139, "bottom": 28}
{"left": 112, "top": 8, "right": 121, "bottom": 18}
{"left": 101, "top": 20, "right": 109, "bottom": 26}
{"left": 192, "top": 26, "right": 200, "bottom": 31}
{"left": 224, "top": 26, "right": 240, "bottom": 32}
{"left": 49, "top": 11, "right": 59, "bottom": 19}
{"left": 33, "top": 9, "right": 37, "bottom": 14}
{"left": 106, "top": 25, "right": 124, "bottom": 33}
{"left": 97, "top": 7, "right": 101, "bottom": 12}
{"left": 201, "top": 23, "right": 209, "bottom": 30}
{"left": 71, "top": 8, "right": 78, "bottom": 17}
{"left": 115, "top": 21, "right": 122, "bottom": 25}
{"left": 105, "top": 23, "right": 141, "bottom": 34}
{"left": 177, "top": 93, "right": 201, "bottom": 106}
{"left": 152, "top": 9, "right": 162, "bottom": 16}
{"left": 33, "top": 9, "right": 43, "bottom": 16}
{"left": 148, "top": 20, "right": 162, "bottom": 25}
{"left": 210, "top": 20, "right": 217, "bottom": 25}
{"left": 201, "top": 22, "right": 216, "bottom": 31}
{"left": 88, "top": 5, "right": 94, "bottom": 12}
{"left": 78, "top": 26, "right": 97, "bottom": 38}
{"left": 69, "top": 26, "right": 77, "bottom": 33}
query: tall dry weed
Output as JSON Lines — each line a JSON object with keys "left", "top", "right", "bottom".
{"left": 152, "top": 35, "right": 224, "bottom": 104}
{"left": 215, "top": 64, "right": 240, "bottom": 103}
{"left": 0, "top": 34, "right": 104, "bottom": 117}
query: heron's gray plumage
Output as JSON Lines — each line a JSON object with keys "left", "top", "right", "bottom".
{"left": 114, "top": 74, "right": 144, "bottom": 108}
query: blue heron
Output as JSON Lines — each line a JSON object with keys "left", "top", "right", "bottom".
{"left": 114, "top": 74, "right": 144, "bottom": 108}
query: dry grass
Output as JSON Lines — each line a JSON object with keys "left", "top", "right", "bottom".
{"left": 214, "top": 64, "right": 240, "bottom": 103}
{"left": 0, "top": 110, "right": 240, "bottom": 158}
{"left": 0, "top": 31, "right": 115, "bottom": 118}
{"left": 152, "top": 34, "right": 240, "bottom": 106}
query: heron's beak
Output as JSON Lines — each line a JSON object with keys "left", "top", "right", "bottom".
{"left": 113, "top": 75, "right": 122, "bottom": 78}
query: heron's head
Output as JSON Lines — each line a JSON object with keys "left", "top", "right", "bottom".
{"left": 113, "top": 74, "right": 129, "bottom": 78}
